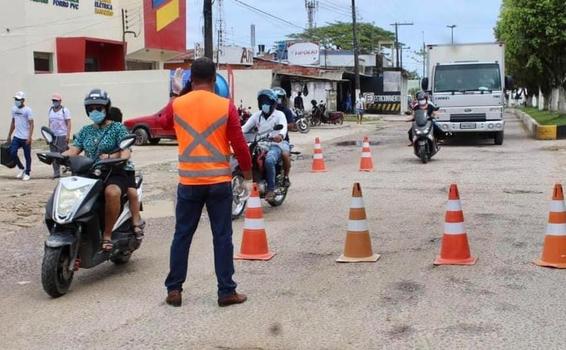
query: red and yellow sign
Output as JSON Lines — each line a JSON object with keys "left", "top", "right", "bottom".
{"left": 144, "top": 0, "right": 186, "bottom": 52}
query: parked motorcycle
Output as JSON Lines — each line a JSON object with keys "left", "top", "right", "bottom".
{"left": 231, "top": 125, "right": 290, "bottom": 218}
{"left": 412, "top": 109, "right": 440, "bottom": 163}
{"left": 310, "top": 100, "right": 344, "bottom": 126}
{"left": 238, "top": 100, "right": 252, "bottom": 126}
{"left": 292, "top": 108, "right": 310, "bottom": 134}
{"left": 36, "top": 127, "right": 143, "bottom": 298}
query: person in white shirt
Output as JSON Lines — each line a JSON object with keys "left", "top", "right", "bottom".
{"left": 48, "top": 93, "right": 71, "bottom": 178}
{"left": 7, "top": 91, "right": 34, "bottom": 181}
{"left": 355, "top": 93, "right": 366, "bottom": 124}
{"left": 241, "top": 89, "right": 288, "bottom": 201}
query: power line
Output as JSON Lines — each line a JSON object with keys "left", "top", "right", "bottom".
{"left": 232, "top": 0, "right": 305, "bottom": 30}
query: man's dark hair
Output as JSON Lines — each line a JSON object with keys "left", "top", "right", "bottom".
{"left": 191, "top": 57, "right": 216, "bottom": 84}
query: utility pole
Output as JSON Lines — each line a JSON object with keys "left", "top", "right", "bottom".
{"left": 390, "top": 22, "right": 413, "bottom": 68}
{"left": 351, "top": 0, "right": 360, "bottom": 98}
{"left": 121, "top": 9, "right": 137, "bottom": 69}
{"left": 400, "top": 44, "right": 410, "bottom": 70}
{"left": 305, "top": 0, "right": 318, "bottom": 30}
{"left": 251, "top": 24, "right": 256, "bottom": 56}
{"left": 203, "top": 0, "right": 213, "bottom": 59}
{"left": 422, "top": 31, "right": 426, "bottom": 77}
{"left": 216, "top": 0, "right": 225, "bottom": 65}
{"left": 447, "top": 25, "right": 456, "bottom": 45}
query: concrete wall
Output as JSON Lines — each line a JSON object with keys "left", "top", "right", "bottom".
{"left": 1, "top": 70, "right": 170, "bottom": 139}
{"left": 218, "top": 69, "right": 273, "bottom": 112}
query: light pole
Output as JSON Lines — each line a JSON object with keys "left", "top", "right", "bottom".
{"left": 447, "top": 25, "right": 456, "bottom": 45}
{"left": 390, "top": 22, "right": 414, "bottom": 68}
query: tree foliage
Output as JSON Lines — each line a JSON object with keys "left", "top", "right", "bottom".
{"left": 289, "top": 22, "right": 394, "bottom": 53}
{"left": 495, "top": 0, "right": 566, "bottom": 96}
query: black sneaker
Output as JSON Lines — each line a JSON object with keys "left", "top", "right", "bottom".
{"left": 284, "top": 176, "right": 291, "bottom": 188}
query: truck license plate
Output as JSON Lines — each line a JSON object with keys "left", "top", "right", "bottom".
{"left": 460, "top": 122, "right": 476, "bottom": 129}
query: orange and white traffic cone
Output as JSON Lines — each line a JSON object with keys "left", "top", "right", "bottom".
{"left": 359, "top": 136, "right": 374, "bottom": 172}
{"left": 337, "top": 183, "right": 380, "bottom": 262}
{"left": 311, "top": 137, "right": 327, "bottom": 172}
{"left": 535, "top": 184, "right": 566, "bottom": 268}
{"left": 235, "top": 183, "right": 274, "bottom": 261}
{"left": 434, "top": 184, "right": 477, "bottom": 265}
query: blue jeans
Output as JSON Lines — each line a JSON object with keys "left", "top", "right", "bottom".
{"left": 165, "top": 182, "right": 237, "bottom": 298}
{"left": 10, "top": 137, "right": 31, "bottom": 175}
{"left": 265, "top": 145, "right": 282, "bottom": 192}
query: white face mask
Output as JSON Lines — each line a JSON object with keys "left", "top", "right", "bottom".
{"left": 418, "top": 99, "right": 427, "bottom": 106}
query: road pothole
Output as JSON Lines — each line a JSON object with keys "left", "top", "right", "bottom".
{"left": 335, "top": 140, "right": 379, "bottom": 147}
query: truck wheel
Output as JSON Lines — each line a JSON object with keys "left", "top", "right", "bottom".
{"left": 494, "top": 131, "right": 504, "bottom": 145}
{"left": 134, "top": 128, "right": 149, "bottom": 146}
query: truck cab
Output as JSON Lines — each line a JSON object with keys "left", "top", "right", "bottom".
{"left": 422, "top": 43, "right": 510, "bottom": 145}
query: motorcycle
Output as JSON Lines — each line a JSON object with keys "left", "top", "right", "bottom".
{"left": 310, "top": 100, "right": 344, "bottom": 126}
{"left": 238, "top": 100, "right": 252, "bottom": 126}
{"left": 292, "top": 108, "right": 310, "bottom": 134}
{"left": 36, "top": 127, "right": 143, "bottom": 298}
{"left": 231, "top": 125, "right": 290, "bottom": 218}
{"left": 412, "top": 109, "right": 440, "bottom": 163}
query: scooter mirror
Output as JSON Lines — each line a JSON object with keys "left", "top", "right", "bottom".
{"left": 41, "top": 126, "right": 55, "bottom": 145}
{"left": 119, "top": 134, "right": 136, "bottom": 150}
{"left": 273, "top": 124, "right": 284, "bottom": 131}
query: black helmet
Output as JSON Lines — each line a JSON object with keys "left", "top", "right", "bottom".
{"left": 84, "top": 89, "right": 111, "bottom": 115}
{"left": 416, "top": 91, "right": 428, "bottom": 100}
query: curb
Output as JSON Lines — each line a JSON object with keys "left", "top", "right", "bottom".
{"left": 513, "top": 108, "right": 562, "bottom": 140}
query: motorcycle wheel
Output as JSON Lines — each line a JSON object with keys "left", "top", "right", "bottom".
{"left": 41, "top": 246, "right": 74, "bottom": 298}
{"left": 267, "top": 175, "right": 288, "bottom": 207}
{"left": 418, "top": 145, "right": 428, "bottom": 164}
{"left": 231, "top": 173, "right": 247, "bottom": 220}
{"left": 297, "top": 119, "right": 310, "bottom": 134}
{"left": 111, "top": 252, "right": 132, "bottom": 265}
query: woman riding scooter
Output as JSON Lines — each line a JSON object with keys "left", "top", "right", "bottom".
{"left": 406, "top": 91, "right": 442, "bottom": 146}
{"left": 63, "top": 89, "right": 139, "bottom": 252}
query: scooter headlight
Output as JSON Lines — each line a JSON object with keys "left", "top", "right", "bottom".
{"left": 56, "top": 184, "right": 92, "bottom": 219}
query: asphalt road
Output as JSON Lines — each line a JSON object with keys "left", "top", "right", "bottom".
{"left": 2, "top": 113, "right": 566, "bottom": 349}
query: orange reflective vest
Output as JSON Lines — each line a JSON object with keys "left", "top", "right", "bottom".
{"left": 173, "top": 90, "right": 232, "bottom": 185}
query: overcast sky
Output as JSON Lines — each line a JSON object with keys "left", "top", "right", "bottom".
{"left": 186, "top": 0, "right": 502, "bottom": 74}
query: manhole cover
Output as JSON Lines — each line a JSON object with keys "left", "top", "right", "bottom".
{"left": 335, "top": 140, "right": 379, "bottom": 147}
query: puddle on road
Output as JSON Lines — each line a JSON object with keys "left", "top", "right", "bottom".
{"left": 142, "top": 200, "right": 175, "bottom": 219}
{"left": 335, "top": 140, "right": 380, "bottom": 147}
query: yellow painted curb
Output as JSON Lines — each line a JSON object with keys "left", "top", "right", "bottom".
{"left": 536, "top": 125, "right": 557, "bottom": 140}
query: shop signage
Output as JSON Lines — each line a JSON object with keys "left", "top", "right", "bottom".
{"left": 287, "top": 42, "right": 320, "bottom": 66}
{"left": 53, "top": 0, "right": 79, "bottom": 10}
{"left": 95, "top": 0, "right": 114, "bottom": 16}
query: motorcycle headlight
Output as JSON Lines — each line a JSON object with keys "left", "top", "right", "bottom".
{"left": 56, "top": 184, "right": 92, "bottom": 219}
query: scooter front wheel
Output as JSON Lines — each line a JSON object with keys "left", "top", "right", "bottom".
{"left": 42, "top": 246, "right": 74, "bottom": 298}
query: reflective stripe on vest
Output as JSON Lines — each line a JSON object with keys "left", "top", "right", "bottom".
{"left": 175, "top": 114, "right": 230, "bottom": 163}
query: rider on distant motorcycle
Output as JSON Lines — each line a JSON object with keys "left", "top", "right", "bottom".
{"left": 407, "top": 91, "right": 442, "bottom": 146}
{"left": 241, "top": 89, "right": 289, "bottom": 201}
{"left": 272, "top": 87, "right": 293, "bottom": 187}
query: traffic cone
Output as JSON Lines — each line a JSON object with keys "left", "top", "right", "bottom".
{"left": 235, "top": 183, "right": 274, "bottom": 261}
{"left": 434, "top": 184, "right": 477, "bottom": 265}
{"left": 337, "top": 183, "right": 380, "bottom": 262}
{"left": 359, "top": 136, "right": 374, "bottom": 172}
{"left": 311, "top": 137, "right": 327, "bottom": 172}
{"left": 535, "top": 184, "right": 566, "bottom": 268}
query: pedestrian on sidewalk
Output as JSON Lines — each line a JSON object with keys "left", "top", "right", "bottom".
{"left": 48, "top": 93, "right": 71, "bottom": 178}
{"left": 7, "top": 91, "right": 33, "bottom": 181}
{"left": 164, "top": 57, "right": 253, "bottom": 308}
{"left": 356, "top": 93, "right": 365, "bottom": 124}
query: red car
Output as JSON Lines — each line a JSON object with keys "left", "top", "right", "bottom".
{"left": 124, "top": 100, "right": 176, "bottom": 146}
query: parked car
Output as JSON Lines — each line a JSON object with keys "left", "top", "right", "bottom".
{"left": 124, "top": 101, "right": 175, "bottom": 146}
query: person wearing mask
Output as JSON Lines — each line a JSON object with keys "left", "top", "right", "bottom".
{"left": 242, "top": 89, "right": 288, "bottom": 201}
{"left": 7, "top": 91, "right": 34, "bottom": 181}
{"left": 164, "top": 58, "right": 252, "bottom": 308}
{"left": 272, "top": 87, "right": 293, "bottom": 187}
{"left": 63, "top": 89, "right": 132, "bottom": 252}
{"left": 294, "top": 91, "right": 304, "bottom": 111}
{"left": 406, "top": 91, "right": 442, "bottom": 146}
{"left": 48, "top": 93, "right": 71, "bottom": 179}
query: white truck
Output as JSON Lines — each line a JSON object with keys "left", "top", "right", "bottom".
{"left": 422, "top": 42, "right": 512, "bottom": 145}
